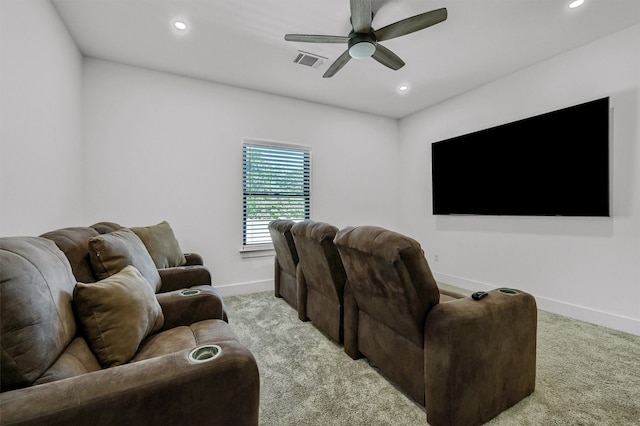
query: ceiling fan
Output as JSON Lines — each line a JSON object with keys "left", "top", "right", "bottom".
{"left": 284, "top": 0, "right": 447, "bottom": 78}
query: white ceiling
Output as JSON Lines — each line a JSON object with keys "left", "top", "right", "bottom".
{"left": 51, "top": 0, "right": 640, "bottom": 119}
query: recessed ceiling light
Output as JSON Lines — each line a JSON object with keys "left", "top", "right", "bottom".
{"left": 174, "top": 21, "right": 187, "bottom": 30}
{"left": 398, "top": 84, "right": 409, "bottom": 93}
{"left": 569, "top": 0, "right": 584, "bottom": 9}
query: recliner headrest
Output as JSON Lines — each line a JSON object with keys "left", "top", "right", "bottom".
{"left": 334, "top": 225, "right": 424, "bottom": 263}
{"left": 292, "top": 220, "right": 339, "bottom": 242}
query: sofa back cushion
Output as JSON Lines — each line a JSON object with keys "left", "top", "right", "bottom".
{"left": 88, "top": 228, "right": 162, "bottom": 292}
{"left": 334, "top": 226, "right": 440, "bottom": 347}
{"left": 0, "top": 237, "right": 77, "bottom": 391}
{"left": 40, "top": 227, "right": 100, "bottom": 283}
{"left": 131, "top": 221, "right": 187, "bottom": 269}
{"left": 268, "top": 220, "right": 298, "bottom": 276}
{"left": 291, "top": 220, "right": 346, "bottom": 304}
{"left": 90, "top": 221, "right": 123, "bottom": 234}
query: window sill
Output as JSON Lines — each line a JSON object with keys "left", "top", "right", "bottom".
{"left": 239, "top": 244, "right": 275, "bottom": 258}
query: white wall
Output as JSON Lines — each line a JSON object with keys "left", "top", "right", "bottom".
{"left": 3, "top": 0, "right": 636, "bottom": 335}
{"left": 82, "top": 58, "right": 399, "bottom": 293}
{"left": 398, "top": 24, "right": 640, "bottom": 335}
{"left": 0, "top": 0, "right": 84, "bottom": 235}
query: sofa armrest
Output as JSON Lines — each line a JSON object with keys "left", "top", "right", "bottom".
{"left": 184, "top": 252, "right": 204, "bottom": 266}
{"left": 0, "top": 340, "right": 259, "bottom": 426}
{"left": 156, "top": 285, "right": 228, "bottom": 325}
{"left": 424, "top": 289, "right": 537, "bottom": 426}
{"left": 158, "top": 265, "right": 212, "bottom": 293}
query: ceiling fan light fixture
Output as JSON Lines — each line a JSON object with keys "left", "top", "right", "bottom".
{"left": 349, "top": 41, "right": 376, "bottom": 59}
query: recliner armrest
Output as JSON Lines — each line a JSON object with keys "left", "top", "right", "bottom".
{"left": 424, "top": 289, "right": 537, "bottom": 426}
{"left": 0, "top": 338, "right": 259, "bottom": 425}
{"left": 156, "top": 285, "right": 228, "bottom": 326}
{"left": 158, "top": 265, "right": 212, "bottom": 293}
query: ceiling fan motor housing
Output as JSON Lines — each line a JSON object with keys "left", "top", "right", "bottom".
{"left": 348, "top": 31, "right": 377, "bottom": 58}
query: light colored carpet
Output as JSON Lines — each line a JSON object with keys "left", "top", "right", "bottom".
{"left": 224, "top": 290, "right": 640, "bottom": 425}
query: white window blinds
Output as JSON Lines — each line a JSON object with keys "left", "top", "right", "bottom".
{"left": 242, "top": 141, "right": 311, "bottom": 247}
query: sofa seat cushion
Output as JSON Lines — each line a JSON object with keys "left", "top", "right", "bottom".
{"left": 34, "top": 337, "right": 101, "bottom": 385}
{"left": 88, "top": 228, "right": 162, "bottom": 292}
{"left": 131, "top": 221, "right": 187, "bottom": 269}
{"left": 132, "top": 319, "right": 239, "bottom": 362}
{"left": 74, "top": 265, "right": 165, "bottom": 368}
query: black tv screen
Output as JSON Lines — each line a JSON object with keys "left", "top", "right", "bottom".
{"left": 431, "top": 97, "right": 610, "bottom": 217}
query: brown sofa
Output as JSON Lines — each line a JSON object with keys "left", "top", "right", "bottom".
{"left": 334, "top": 226, "right": 537, "bottom": 426}
{"left": 291, "top": 220, "right": 347, "bottom": 343}
{"left": 40, "top": 221, "right": 228, "bottom": 322}
{"left": 0, "top": 232, "right": 259, "bottom": 424}
{"left": 268, "top": 220, "right": 299, "bottom": 310}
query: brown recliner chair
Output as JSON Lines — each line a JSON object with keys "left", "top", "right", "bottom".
{"left": 334, "top": 226, "right": 537, "bottom": 426}
{"left": 0, "top": 236, "right": 259, "bottom": 425}
{"left": 291, "top": 220, "right": 347, "bottom": 343}
{"left": 268, "top": 219, "right": 299, "bottom": 310}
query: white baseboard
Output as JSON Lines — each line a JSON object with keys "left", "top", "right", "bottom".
{"left": 215, "top": 273, "right": 639, "bottom": 336}
{"left": 215, "top": 279, "right": 273, "bottom": 297}
{"left": 433, "top": 272, "right": 494, "bottom": 292}
{"left": 433, "top": 272, "right": 640, "bottom": 336}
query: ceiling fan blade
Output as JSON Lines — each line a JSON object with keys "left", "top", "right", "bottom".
{"left": 323, "top": 50, "right": 352, "bottom": 78}
{"left": 350, "top": 0, "right": 372, "bottom": 33}
{"left": 285, "top": 34, "right": 350, "bottom": 43}
{"left": 372, "top": 44, "right": 405, "bottom": 70}
{"left": 374, "top": 7, "right": 447, "bottom": 42}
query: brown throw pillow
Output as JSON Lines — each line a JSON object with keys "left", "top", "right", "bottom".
{"left": 88, "top": 228, "right": 162, "bottom": 292}
{"left": 74, "top": 265, "right": 164, "bottom": 368}
{"left": 130, "top": 221, "right": 187, "bottom": 269}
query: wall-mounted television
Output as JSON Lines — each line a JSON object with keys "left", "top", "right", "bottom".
{"left": 431, "top": 97, "right": 610, "bottom": 217}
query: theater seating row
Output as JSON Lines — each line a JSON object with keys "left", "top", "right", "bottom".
{"left": 268, "top": 219, "right": 537, "bottom": 426}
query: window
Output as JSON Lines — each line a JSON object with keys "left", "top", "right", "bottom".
{"left": 242, "top": 140, "right": 311, "bottom": 250}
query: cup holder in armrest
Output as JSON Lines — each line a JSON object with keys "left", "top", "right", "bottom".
{"left": 497, "top": 288, "right": 519, "bottom": 295}
{"left": 180, "top": 289, "right": 201, "bottom": 296}
{"left": 188, "top": 345, "right": 222, "bottom": 363}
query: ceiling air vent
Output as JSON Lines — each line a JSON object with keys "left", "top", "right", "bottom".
{"left": 293, "top": 51, "right": 327, "bottom": 68}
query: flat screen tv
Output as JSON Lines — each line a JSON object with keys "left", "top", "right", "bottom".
{"left": 431, "top": 97, "right": 610, "bottom": 217}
